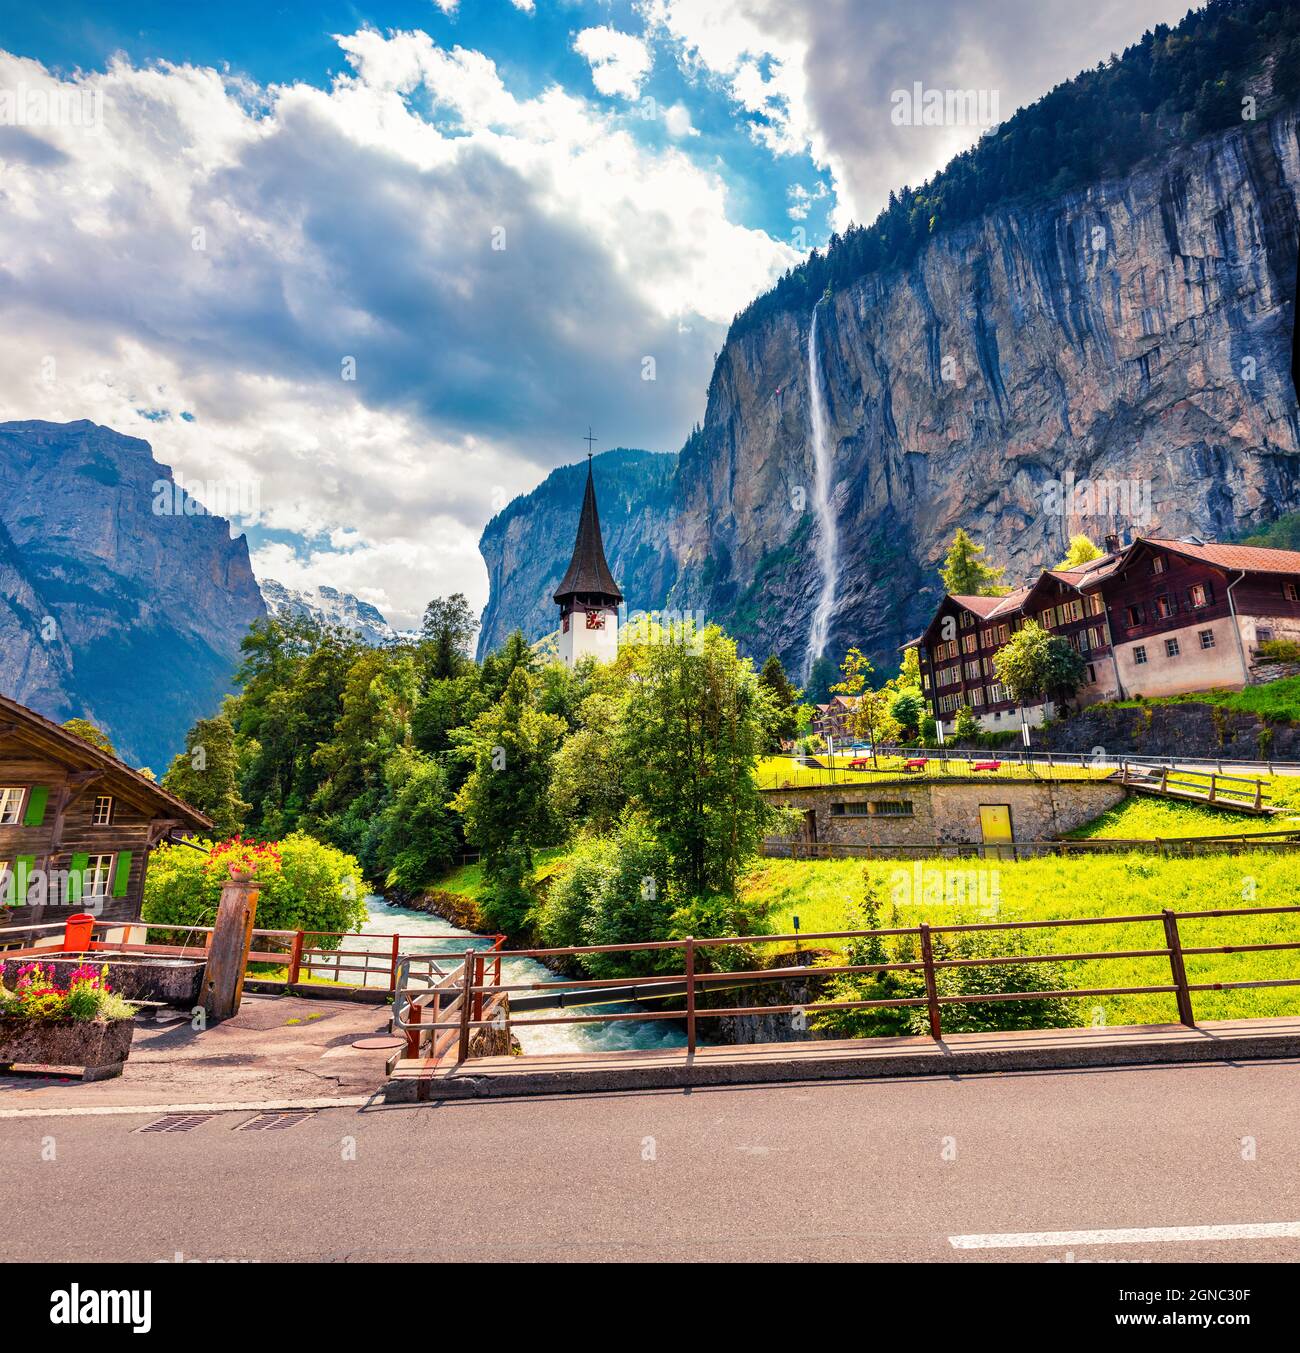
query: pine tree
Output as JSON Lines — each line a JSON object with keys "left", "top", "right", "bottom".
{"left": 162, "top": 714, "right": 249, "bottom": 838}
{"left": 940, "top": 528, "right": 1006, "bottom": 596}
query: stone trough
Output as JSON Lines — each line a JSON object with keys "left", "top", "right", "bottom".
{"left": 2, "top": 952, "right": 205, "bottom": 1009}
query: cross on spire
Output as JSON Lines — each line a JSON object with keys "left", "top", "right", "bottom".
{"left": 583, "top": 426, "right": 597, "bottom": 459}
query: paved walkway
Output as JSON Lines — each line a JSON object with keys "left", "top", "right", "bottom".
{"left": 0, "top": 993, "right": 395, "bottom": 1109}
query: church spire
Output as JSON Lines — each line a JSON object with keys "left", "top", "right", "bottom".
{"left": 553, "top": 454, "right": 623, "bottom": 606}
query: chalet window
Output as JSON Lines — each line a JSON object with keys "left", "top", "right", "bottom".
{"left": 83, "top": 854, "right": 114, "bottom": 898}
{"left": 1086, "top": 593, "right": 1106, "bottom": 616}
{"left": 1061, "top": 599, "right": 1083, "bottom": 623}
{"left": 1133, "top": 645, "right": 1148, "bottom": 665}
{"left": 1126, "top": 603, "right": 1144, "bottom": 627}
{"left": 0, "top": 788, "right": 25, "bottom": 826}
{"left": 1199, "top": 629, "right": 1215, "bottom": 650}
{"left": 830, "top": 802, "right": 871, "bottom": 817}
{"left": 965, "top": 660, "right": 981, "bottom": 681}
{"left": 1152, "top": 556, "right": 1166, "bottom": 574}
{"left": 970, "top": 686, "right": 985, "bottom": 706}
{"left": 1165, "top": 638, "right": 1181, "bottom": 658}
{"left": 962, "top": 633, "right": 977, "bottom": 654}
{"left": 1154, "top": 595, "right": 1173, "bottom": 620}
{"left": 1285, "top": 583, "right": 1299, "bottom": 603}
{"left": 987, "top": 682, "right": 1008, "bottom": 702}
{"left": 1258, "top": 627, "right": 1274, "bottom": 641}
{"left": 959, "top": 612, "right": 973, "bottom": 629}
{"left": 1039, "top": 609, "right": 1055, "bottom": 629}
{"left": 1077, "top": 629, "right": 1092, "bottom": 652}
{"left": 1085, "top": 663, "right": 1097, "bottom": 684}
{"left": 1188, "top": 582, "right": 1213, "bottom": 608}
{"left": 92, "top": 795, "right": 114, "bottom": 826}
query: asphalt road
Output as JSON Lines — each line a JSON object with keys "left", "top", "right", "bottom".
{"left": 3, "top": 1058, "right": 1299, "bottom": 1263}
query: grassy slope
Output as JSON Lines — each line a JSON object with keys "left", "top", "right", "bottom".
{"left": 1094, "top": 674, "right": 1300, "bottom": 722}
{"left": 744, "top": 852, "right": 1300, "bottom": 1026}
{"left": 1066, "top": 796, "right": 1292, "bottom": 839}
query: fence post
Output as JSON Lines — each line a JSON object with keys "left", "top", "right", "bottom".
{"left": 287, "top": 930, "right": 304, "bottom": 986}
{"left": 1253, "top": 780, "right": 1263, "bottom": 812}
{"left": 1208, "top": 774, "right": 1217, "bottom": 804}
{"left": 1162, "top": 910, "right": 1196, "bottom": 1028}
{"left": 473, "top": 953, "right": 485, "bottom": 1023}
{"left": 388, "top": 934, "right": 401, "bottom": 992}
{"left": 457, "top": 950, "right": 475, "bottom": 1063}
{"left": 405, "top": 999, "right": 422, "bottom": 1059}
{"left": 685, "top": 936, "right": 697, "bottom": 1055}
{"left": 918, "top": 924, "right": 943, "bottom": 1040}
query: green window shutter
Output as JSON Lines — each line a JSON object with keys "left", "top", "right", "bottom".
{"left": 15, "top": 855, "right": 35, "bottom": 904}
{"left": 22, "top": 786, "right": 49, "bottom": 827}
{"left": 68, "top": 851, "right": 89, "bottom": 902}
{"left": 111, "top": 851, "right": 132, "bottom": 898}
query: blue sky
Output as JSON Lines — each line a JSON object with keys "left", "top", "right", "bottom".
{"left": 0, "top": 0, "right": 1193, "bottom": 628}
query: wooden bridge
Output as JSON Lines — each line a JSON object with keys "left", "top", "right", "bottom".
{"left": 1118, "top": 762, "right": 1274, "bottom": 814}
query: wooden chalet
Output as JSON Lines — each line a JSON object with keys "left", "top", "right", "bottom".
{"left": 0, "top": 693, "right": 212, "bottom": 935}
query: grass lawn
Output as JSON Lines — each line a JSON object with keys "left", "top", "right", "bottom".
{"left": 1096, "top": 674, "right": 1300, "bottom": 724}
{"left": 434, "top": 848, "right": 568, "bottom": 901}
{"left": 741, "top": 852, "right": 1300, "bottom": 1027}
{"left": 757, "top": 754, "right": 1112, "bottom": 790}
{"left": 1066, "top": 795, "right": 1297, "bottom": 839}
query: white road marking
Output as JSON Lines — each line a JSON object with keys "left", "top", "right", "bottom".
{"left": 0, "top": 1094, "right": 374, "bottom": 1120}
{"left": 950, "top": 1222, "right": 1300, "bottom": 1249}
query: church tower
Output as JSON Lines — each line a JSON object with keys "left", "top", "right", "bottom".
{"left": 554, "top": 453, "right": 622, "bottom": 667}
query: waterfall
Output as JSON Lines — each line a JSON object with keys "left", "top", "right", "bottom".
{"left": 803, "top": 304, "right": 839, "bottom": 681}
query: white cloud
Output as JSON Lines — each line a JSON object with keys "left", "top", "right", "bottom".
{"left": 574, "top": 26, "right": 653, "bottom": 100}
{"left": 431, "top": 0, "right": 459, "bottom": 15}
{"left": 786, "top": 180, "right": 827, "bottom": 220}
{"left": 0, "top": 36, "right": 795, "bottom": 628}
{"left": 509, "top": 0, "right": 536, "bottom": 11}
{"left": 641, "top": 0, "right": 1194, "bottom": 229}
{"left": 663, "top": 101, "right": 697, "bottom": 139}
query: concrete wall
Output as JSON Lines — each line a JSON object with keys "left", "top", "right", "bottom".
{"left": 766, "top": 779, "right": 1128, "bottom": 848}
{"left": 1113, "top": 614, "right": 1250, "bottom": 697}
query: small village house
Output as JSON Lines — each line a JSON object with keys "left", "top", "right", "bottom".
{"left": 0, "top": 693, "right": 211, "bottom": 945}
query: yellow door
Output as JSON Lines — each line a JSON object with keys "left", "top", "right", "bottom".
{"left": 979, "top": 805, "right": 1013, "bottom": 859}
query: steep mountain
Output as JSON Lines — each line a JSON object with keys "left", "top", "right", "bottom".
{"left": 476, "top": 448, "right": 678, "bottom": 657}
{"left": 260, "top": 578, "right": 405, "bottom": 646}
{"left": 482, "top": 2, "right": 1300, "bottom": 680}
{"left": 0, "top": 420, "right": 266, "bottom": 770}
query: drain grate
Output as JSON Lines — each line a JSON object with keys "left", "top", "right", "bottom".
{"left": 234, "top": 1111, "right": 316, "bottom": 1132}
{"left": 136, "top": 1113, "right": 216, "bottom": 1134}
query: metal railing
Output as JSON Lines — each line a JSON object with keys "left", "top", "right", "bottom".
{"left": 391, "top": 939, "right": 506, "bottom": 1067}
{"left": 0, "top": 916, "right": 479, "bottom": 994}
{"left": 391, "top": 905, "right": 1300, "bottom": 1063}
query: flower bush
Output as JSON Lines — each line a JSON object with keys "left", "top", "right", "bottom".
{"left": 0, "top": 962, "right": 135, "bottom": 1022}
{"left": 143, "top": 832, "right": 367, "bottom": 945}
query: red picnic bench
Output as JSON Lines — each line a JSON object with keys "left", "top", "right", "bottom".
{"left": 847, "top": 757, "right": 871, "bottom": 771}
{"left": 971, "top": 760, "right": 1002, "bottom": 772}
{"left": 903, "top": 758, "right": 929, "bottom": 772}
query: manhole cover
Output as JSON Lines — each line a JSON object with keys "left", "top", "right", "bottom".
{"left": 351, "top": 1035, "right": 406, "bottom": 1050}
{"left": 136, "top": 1113, "right": 215, "bottom": 1134}
{"left": 235, "top": 1111, "right": 316, "bottom": 1131}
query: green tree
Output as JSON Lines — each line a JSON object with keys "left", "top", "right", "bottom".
{"left": 451, "top": 667, "right": 567, "bottom": 932}
{"left": 831, "top": 648, "right": 899, "bottom": 764}
{"left": 616, "top": 621, "right": 775, "bottom": 899}
{"left": 61, "top": 718, "right": 115, "bottom": 757}
{"left": 420, "top": 593, "right": 477, "bottom": 679}
{"left": 1056, "top": 534, "right": 1104, "bottom": 569}
{"left": 889, "top": 689, "right": 926, "bottom": 742}
{"left": 373, "top": 748, "right": 459, "bottom": 893}
{"left": 993, "top": 619, "right": 1087, "bottom": 714}
{"left": 161, "top": 713, "right": 249, "bottom": 838}
{"left": 758, "top": 654, "right": 800, "bottom": 750}
{"left": 951, "top": 704, "right": 980, "bottom": 741}
{"left": 549, "top": 693, "right": 626, "bottom": 836}
{"left": 940, "top": 528, "right": 1006, "bottom": 596}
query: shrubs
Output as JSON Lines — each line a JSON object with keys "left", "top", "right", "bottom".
{"left": 1, "top": 962, "right": 135, "bottom": 1022}
{"left": 1257, "top": 639, "right": 1300, "bottom": 663}
{"left": 812, "top": 885, "right": 1081, "bottom": 1039}
{"left": 143, "top": 833, "right": 367, "bottom": 943}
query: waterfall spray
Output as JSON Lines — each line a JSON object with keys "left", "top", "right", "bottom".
{"left": 803, "top": 304, "right": 839, "bottom": 681}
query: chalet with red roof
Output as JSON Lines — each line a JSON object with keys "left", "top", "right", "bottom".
{"left": 912, "top": 535, "right": 1300, "bottom": 737}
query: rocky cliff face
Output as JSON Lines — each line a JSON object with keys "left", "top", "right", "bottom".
{"left": 477, "top": 448, "right": 678, "bottom": 657}
{"left": 0, "top": 420, "right": 266, "bottom": 770}
{"left": 668, "top": 107, "right": 1300, "bottom": 677}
